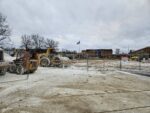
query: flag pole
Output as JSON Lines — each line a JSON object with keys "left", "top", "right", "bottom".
{"left": 79, "top": 43, "right": 81, "bottom": 59}
{"left": 79, "top": 43, "right": 80, "bottom": 53}
{"left": 77, "top": 41, "right": 80, "bottom": 59}
{"left": 77, "top": 41, "right": 81, "bottom": 59}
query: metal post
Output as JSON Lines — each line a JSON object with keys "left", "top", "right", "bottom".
{"left": 79, "top": 43, "right": 80, "bottom": 59}
{"left": 139, "top": 54, "right": 141, "bottom": 70}
{"left": 103, "top": 59, "right": 105, "bottom": 70}
{"left": 139, "top": 60, "right": 141, "bottom": 70}
{"left": 63, "top": 60, "right": 64, "bottom": 69}
{"left": 27, "top": 74, "right": 29, "bottom": 80}
{"left": 87, "top": 54, "right": 89, "bottom": 72}
{"left": 26, "top": 64, "right": 30, "bottom": 80}
{"left": 120, "top": 57, "right": 122, "bottom": 70}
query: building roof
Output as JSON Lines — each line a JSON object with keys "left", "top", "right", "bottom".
{"left": 131, "top": 46, "right": 150, "bottom": 54}
{"left": 83, "top": 49, "right": 112, "bottom": 51}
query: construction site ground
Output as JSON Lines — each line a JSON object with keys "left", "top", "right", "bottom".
{"left": 0, "top": 60, "right": 150, "bottom": 113}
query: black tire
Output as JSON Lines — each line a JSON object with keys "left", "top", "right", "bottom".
{"left": 0, "top": 68, "right": 7, "bottom": 76}
{"left": 30, "top": 70, "right": 36, "bottom": 73}
{"left": 8, "top": 65, "right": 16, "bottom": 73}
{"left": 16, "top": 65, "right": 24, "bottom": 75}
{"left": 52, "top": 57, "right": 62, "bottom": 67}
{"left": 40, "top": 57, "right": 50, "bottom": 67}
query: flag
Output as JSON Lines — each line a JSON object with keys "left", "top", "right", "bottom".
{"left": 76, "top": 41, "right": 80, "bottom": 45}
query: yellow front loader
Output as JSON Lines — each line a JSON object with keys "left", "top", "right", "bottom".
{"left": 36, "top": 48, "right": 62, "bottom": 67}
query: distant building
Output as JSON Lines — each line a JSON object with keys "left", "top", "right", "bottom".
{"left": 59, "top": 50, "right": 77, "bottom": 59}
{"left": 82, "top": 49, "right": 113, "bottom": 58}
{"left": 100, "top": 49, "right": 113, "bottom": 58}
{"left": 115, "top": 49, "right": 120, "bottom": 55}
{"left": 130, "top": 46, "right": 150, "bottom": 60}
{"left": 82, "top": 49, "right": 100, "bottom": 58}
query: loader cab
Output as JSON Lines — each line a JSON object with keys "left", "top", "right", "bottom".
{"left": 47, "top": 48, "right": 57, "bottom": 55}
{"left": 46, "top": 48, "right": 58, "bottom": 59}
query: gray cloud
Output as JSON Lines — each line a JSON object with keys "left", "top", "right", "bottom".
{"left": 0, "top": 0, "right": 150, "bottom": 52}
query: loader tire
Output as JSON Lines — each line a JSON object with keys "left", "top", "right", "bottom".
{"left": 52, "top": 57, "right": 62, "bottom": 67}
{"left": 40, "top": 57, "right": 50, "bottom": 67}
{"left": 9, "top": 65, "right": 16, "bottom": 73}
{"left": 16, "top": 65, "right": 24, "bottom": 75}
{"left": 30, "top": 70, "right": 36, "bottom": 73}
{"left": 0, "top": 68, "right": 6, "bottom": 76}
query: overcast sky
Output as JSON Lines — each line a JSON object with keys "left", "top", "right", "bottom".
{"left": 0, "top": 0, "right": 150, "bottom": 52}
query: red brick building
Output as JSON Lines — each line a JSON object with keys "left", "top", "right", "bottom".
{"left": 82, "top": 49, "right": 113, "bottom": 58}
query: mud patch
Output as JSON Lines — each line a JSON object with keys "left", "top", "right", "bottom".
{"left": 43, "top": 96, "right": 93, "bottom": 113}
{"left": 58, "top": 82, "right": 130, "bottom": 93}
{"left": 2, "top": 96, "right": 93, "bottom": 113}
{"left": 0, "top": 87, "right": 5, "bottom": 91}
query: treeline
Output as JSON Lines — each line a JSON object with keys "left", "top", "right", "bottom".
{"left": 0, "top": 12, "right": 58, "bottom": 50}
{"left": 21, "top": 34, "right": 58, "bottom": 50}
{"left": 0, "top": 13, "right": 11, "bottom": 47}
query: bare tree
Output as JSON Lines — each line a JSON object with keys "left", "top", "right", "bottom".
{"left": 45, "top": 38, "right": 59, "bottom": 49}
{"left": 31, "top": 34, "right": 45, "bottom": 49}
{"left": 0, "top": 13, "right": 11, "bottom": 46}
{"left": 21, "top": 34, "right": 59, "bottom": 50}
{"left": 21, "top": 34, "right": 32, "bottom": 49}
